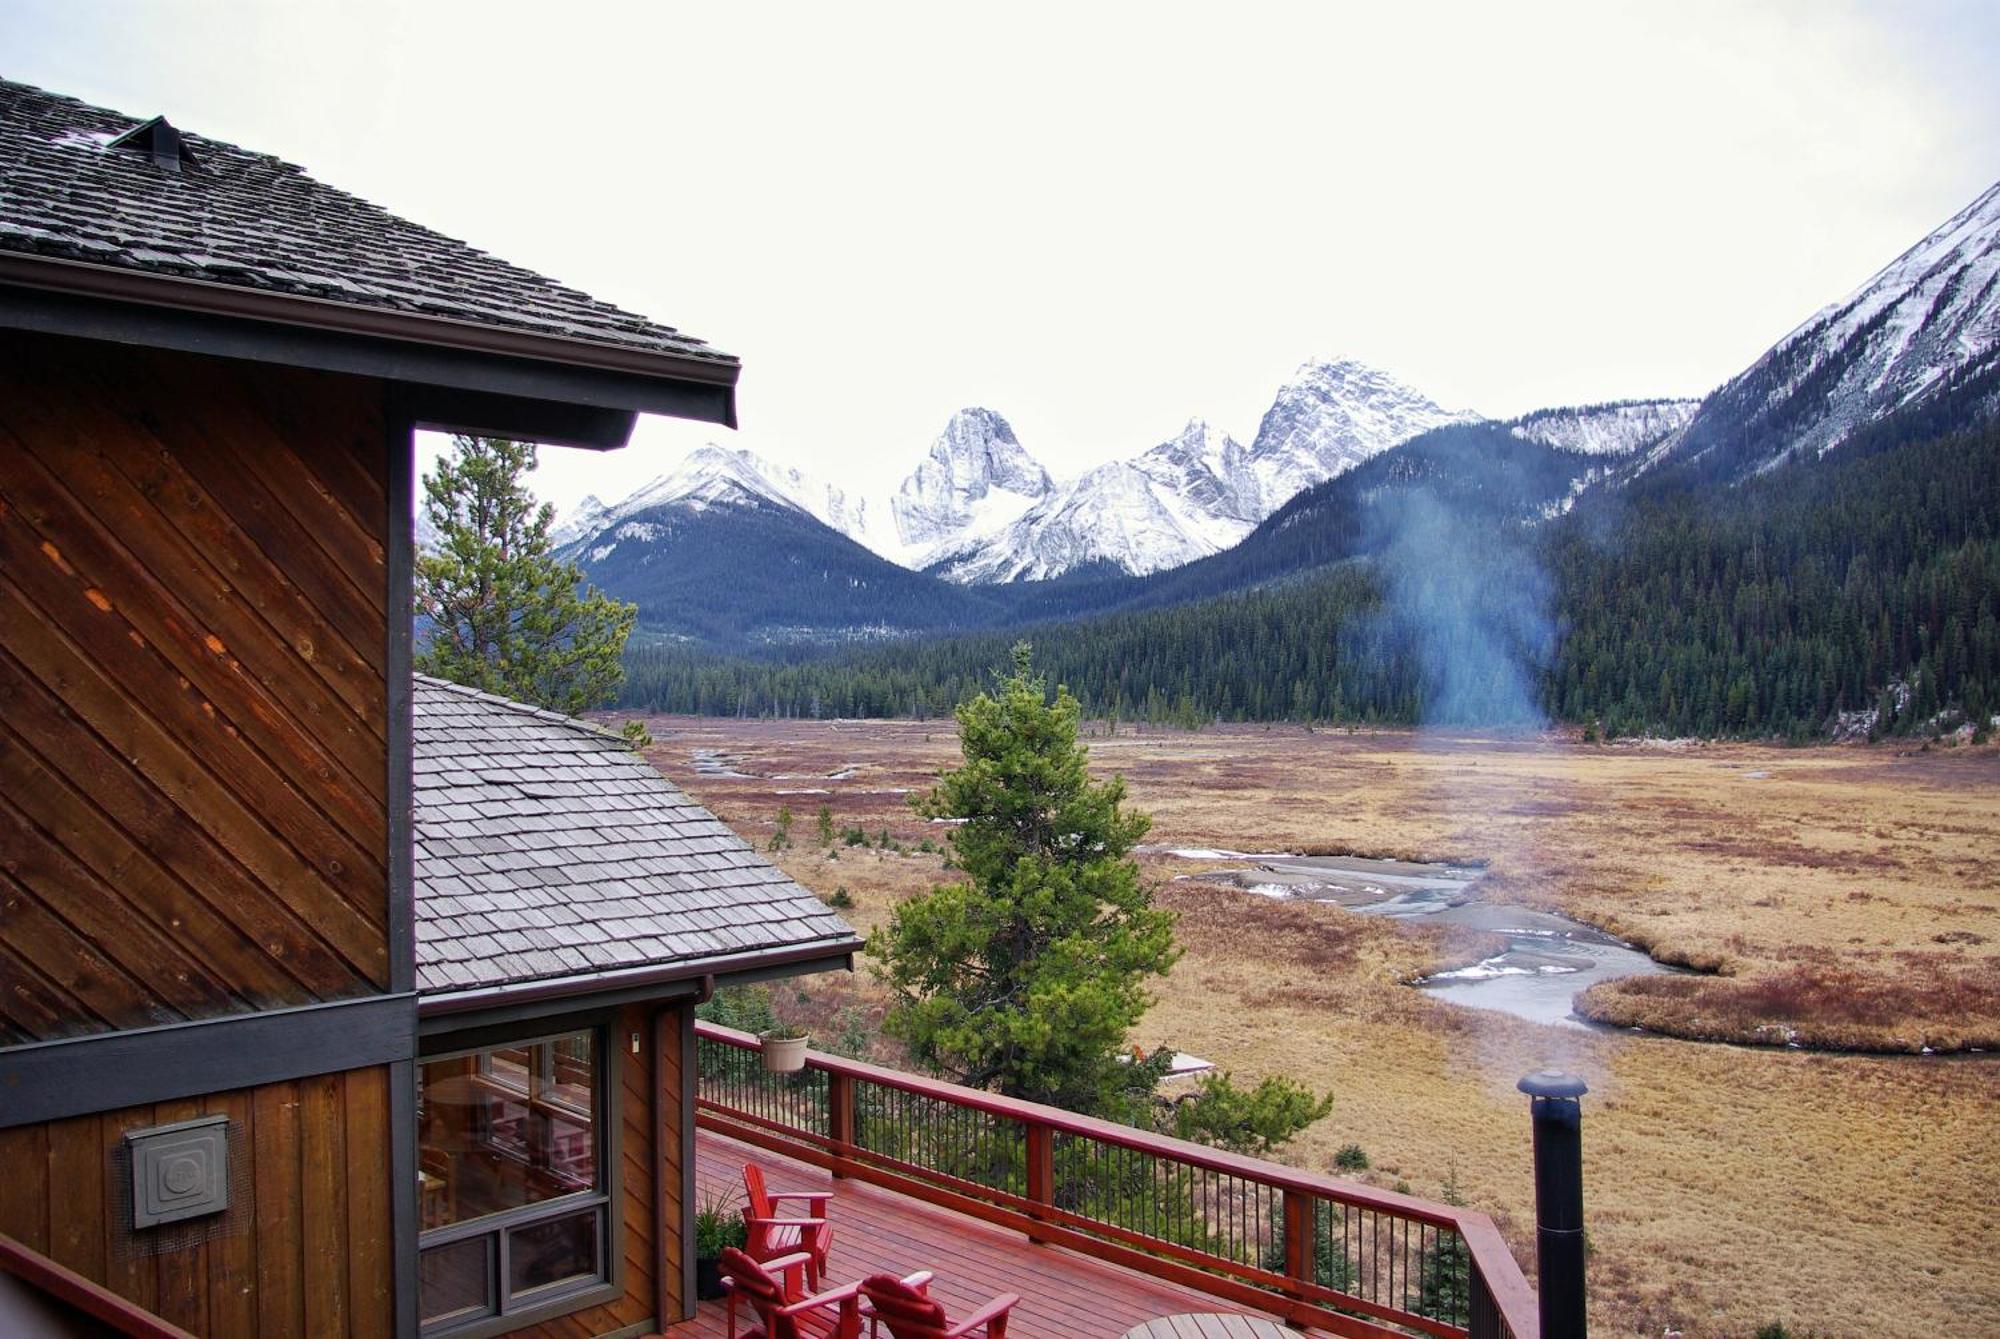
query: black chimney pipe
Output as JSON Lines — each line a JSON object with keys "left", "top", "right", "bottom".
{"left": 1518, "top": 1070, "right": 1588, "bottom": 1339}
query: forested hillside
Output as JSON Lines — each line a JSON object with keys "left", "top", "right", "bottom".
{"left": 621, "top": 417, "right": 2000, "bottom": 739}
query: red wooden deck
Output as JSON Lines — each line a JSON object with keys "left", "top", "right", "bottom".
{"left": 679, "top": 1129, "right": 1318, "bottom": 1339}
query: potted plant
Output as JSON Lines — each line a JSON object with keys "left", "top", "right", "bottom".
{"left": 693, "top": 1188, "right": 747, "bottom": 1300}
{"left": 759, "top": 1022, "right": 810, "bottom": 1073}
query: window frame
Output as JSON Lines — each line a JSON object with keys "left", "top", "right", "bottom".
{"left": 416, "top": 1009, "right": 624, "bottom": 1338}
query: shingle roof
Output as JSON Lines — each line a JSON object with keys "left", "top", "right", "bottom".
{"left": 0, "top": 78, "right": 735, "bottom": 369}
{"left": 413, "top": 675, "right": 857, "bottom": 996}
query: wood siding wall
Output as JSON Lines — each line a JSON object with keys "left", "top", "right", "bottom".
{"left": 0, "top": 330, "right": 391, "bottom": 1043}
{"left": 509, "top": 1001, "right": 684, "bottom": 1338}
{"left": 660, "top": 1005, "right": 688, "bottom": 1326}
{"left": 0, "top": 1064, "right": 395, "bottom": 1336}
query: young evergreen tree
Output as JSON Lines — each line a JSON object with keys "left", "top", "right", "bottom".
{"left": 1415, "top": 1169, "right": 1472, "bottom": 1324}
{"left": 1170, "top": 1071, "right": 1334, "bottom": 1156}
{"left": 874, "top": 644, "right": 1180, "bottom": 1115}
{"left": 416, "top": 435, "right": 636, "bottom": 714}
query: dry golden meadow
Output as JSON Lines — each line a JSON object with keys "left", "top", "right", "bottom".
{"left": 619, "top": 715, "right": 2000, "bottom": 1339}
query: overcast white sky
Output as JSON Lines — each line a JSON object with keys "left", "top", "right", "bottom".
{"left": 5, "top": 2, "right": 1997, "bottom": 519}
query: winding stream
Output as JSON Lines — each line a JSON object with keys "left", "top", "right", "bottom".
{"left": 1153, "top": 849, "right": 1674, "bottom": 1029}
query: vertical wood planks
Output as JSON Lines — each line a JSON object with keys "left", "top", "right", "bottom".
{"left": 343, "top": 1064, "right": 394, "bottom": 1339}
{"left": 45, "top": 1114, "right": 104, "bottom": 1278}
{"left": 204, "top": 1087, "right": 259, "bottom": 1339}
{"left": 0, "top": 1122, "right": 49, "bottom": 1251}
{"left": 252, "top": 1079, "right": 305, "bottom": 1337}
{"left": 299, "top": 1073, "right": 349, "bottom": 1338}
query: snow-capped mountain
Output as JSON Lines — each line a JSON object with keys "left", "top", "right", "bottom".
{"left": 891, "top": 408, "right": 1053, "bottom": 561}
{"left": 928, "top": 421, "right": 1256, "bottom": 583}
{"left": 1654, "top": 178, "right": 2000, "bottom": 477}
{"left": 552, "top": 361, "right": 1488, "bottom": 586}
{"left": 548, "top": 492, "right": 609, "bottom": 548}
{"left": 1245, "top": 358, "right": 1482, "bottom": 514}
{"left": 930, "top": 419, "right": 1259, "bottom": 582}
{"left": 1508, "top": 399, "right": 1700, "bottom": 456}
{"left": 1140, "top": 417, "right": 1262, "bottom": 526}
{"left": 921, "top": 362, "right": 1479, "bottom": 583}
{"left": 740, "top": 454, "right": 882, "bottom": 549}
{"left": 551, "top": 445, "right": 876, "bottom": 564}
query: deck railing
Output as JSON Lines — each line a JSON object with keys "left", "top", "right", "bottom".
{"left": 0, "top": 1233, "right": 197, "bottom": 1339}
{"left": 695, "top": 1022, "right": 1538, "bottom": 1339}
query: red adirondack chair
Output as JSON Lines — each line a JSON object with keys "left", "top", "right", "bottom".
{"left": 718, "top": 1247, "right": 860, "bottom": 1339}
{"left": 859, "top": 1274, "right": 1020, "bottom": 1339}
{"left": 719, "top": 1248, "right": 937, "bottom": 1339}
{"left": 742, "top": 1162, "right": 835, "bottom": 1290}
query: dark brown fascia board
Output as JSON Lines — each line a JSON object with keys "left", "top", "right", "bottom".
{"left": 0, "top": 250, "right": 740, "bottom": 427}
{"left": 414, "top": 938, "right": 863, "bottom": 1024}
{"left": 0, "top": 992, "right": 416, "bottom": 1130}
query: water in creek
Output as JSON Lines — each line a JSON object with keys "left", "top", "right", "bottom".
{"left": 1156, "top": 849, "right": 1674, "bottom": 1030}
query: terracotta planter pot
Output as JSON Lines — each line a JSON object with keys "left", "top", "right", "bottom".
{"left": 760, "top": 1034, "right": 809, "bottom": 1073}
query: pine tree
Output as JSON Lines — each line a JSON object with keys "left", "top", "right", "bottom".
{"left": 1415, "top": 1169, "right": 1472, "bottom": 1324}
{"left": 416, "top": 435, "right": 636, "bottom": 714}
{"left": 873, "top": 644, "right": 1179, "bottom": 1115}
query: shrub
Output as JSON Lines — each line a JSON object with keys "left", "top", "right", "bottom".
{"left": 1333, "top": 1143, "right": 1370, "bottom": 1171}
{"left": 693, "top": 1188, "right": 746, "bottom": 1258}
{"left": 818, "top": 1005, "right": 873, "bottom": 1061}
{"left": 816, "top": 805, "right": 835, "bottom": 845}
{"left": 827, "top": 886, "right": 856, "bottom": 909}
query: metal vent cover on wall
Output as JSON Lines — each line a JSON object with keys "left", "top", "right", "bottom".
{"left": 126, "top": 1115, "right": 230, "bottom": 1228}
{"left": 112, "top": 1115, "right": 248, "bottom": 1257}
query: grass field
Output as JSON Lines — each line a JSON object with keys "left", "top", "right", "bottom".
{"left": 622, "top": 715, "right": 2000, "bottom": 1338}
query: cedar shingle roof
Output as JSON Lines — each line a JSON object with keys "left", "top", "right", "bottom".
{"left": 413, "top": 675, "right": 856, "bottom": 995}
{"left": 0, "top": 78, "right": 735, "bottom": 368}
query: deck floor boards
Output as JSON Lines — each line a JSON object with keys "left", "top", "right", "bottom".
{"left": 680, "top": 1130, "right": 1318, "bottom": 1339}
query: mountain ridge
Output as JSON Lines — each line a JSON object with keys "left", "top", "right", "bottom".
{"left": 1648, "top": 179, "right": 2000, "bottom": 480}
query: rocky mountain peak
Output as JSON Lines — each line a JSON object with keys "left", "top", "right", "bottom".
{"left": 925, "top": 408, "right": 1050, "bottom": 496}
{"left": 892, "top": 407, "right": 1053, "bottom": 551}
{"left": 1245, "top": 357, "right": 1480, "bottom": 514}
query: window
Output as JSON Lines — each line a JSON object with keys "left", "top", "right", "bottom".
{"left": 416, "top": 1025, "right": 619, "bottom": 1335}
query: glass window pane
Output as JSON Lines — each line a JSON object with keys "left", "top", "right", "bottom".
{"left": 418, "top": 1030, "right": 597, "bottom": 1227}
{"left": 508, "top": 1209, "right": 599, "bottom": 1299}
{"left": 419, "top": 1237, "right": 492, "bottom": 1327}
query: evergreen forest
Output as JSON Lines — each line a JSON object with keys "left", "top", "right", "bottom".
{"left": 618, "top": 416, "right": 2000, "bottom": 741}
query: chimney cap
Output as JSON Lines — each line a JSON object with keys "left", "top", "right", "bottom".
{"left": 1517, "top": 1069, "right": 1589, "bottom": 1100}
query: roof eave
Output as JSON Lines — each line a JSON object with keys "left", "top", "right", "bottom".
{"left": 0, "top": 250, "right": 741, "bottom": 444}
{"left": 414, "top": 937, "right": 864, "bottom": 1026}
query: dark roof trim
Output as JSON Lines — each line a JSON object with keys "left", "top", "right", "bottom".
{"left": 0, "top": 250, "right": 739, "bottom": 436}
{"left": 0, "top": 992, "right": 413, "bottom": 1130}
{"left": 391, "top": 383, "right": 640, "bottom": 453}
{"left": 416, "top": 941, "right": 860, "bottom": 1022}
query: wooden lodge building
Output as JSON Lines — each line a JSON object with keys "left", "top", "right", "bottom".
{"left": 0, "top": 78, "right": 862, "bottom": 1338}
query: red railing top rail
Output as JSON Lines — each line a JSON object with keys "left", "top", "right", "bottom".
{"left": 698, "top": 1021, "right": 1461, "bottom": 1223}
{"left": 0, "top": 1233, "right": 197, "bottom": 1339}
{"left": 696, "top": 1020, "right": 1540, "bottom": 1333}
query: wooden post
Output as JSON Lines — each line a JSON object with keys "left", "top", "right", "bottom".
{"left": 827, "top": 1070, "right": 854, "bottom": 1180}
{"left": 1024, "top": 1122, "right": 1053, "bottom": 1245}
{"left": 1282, "top": 1188, "right": 1310, "bottom": 1302}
